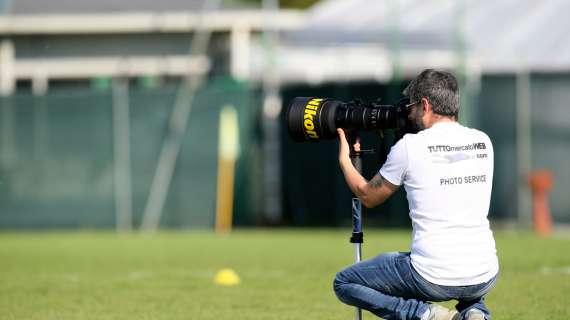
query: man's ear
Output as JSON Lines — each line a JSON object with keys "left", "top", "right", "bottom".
{"left": 421, "top": 97, "right": 431, "bottom": 114}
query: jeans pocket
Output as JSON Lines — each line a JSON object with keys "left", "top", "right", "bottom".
{"left": 396, "top": 254, "right": 414, "bottom": 283}
{"left": 462, "top": 274, "right": 499, "bottom": 300}
{"left": 410, "top": 268, "right": 451, "bottom": 301}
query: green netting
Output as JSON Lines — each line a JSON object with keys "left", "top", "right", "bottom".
{"left": 528, "top": 74, "right": 570, "bottom": 223}
{"left": 2, "top": 73, "right": 568, "bottom": 229}
{"left": 0, "top": 78, "right": 261, "bottom": 229}
{"left": 479, "top": 73, "right": 570, "bottom": 223}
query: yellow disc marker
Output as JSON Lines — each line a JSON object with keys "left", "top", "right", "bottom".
{"left": 214, "top": 268, "right": 241, "bottom": 286}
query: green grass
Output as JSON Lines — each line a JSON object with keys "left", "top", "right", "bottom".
{"left": 0, "top": 229, "right": 569, "bottom": 319}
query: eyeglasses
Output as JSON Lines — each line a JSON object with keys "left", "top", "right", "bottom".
{"left": 397, "top": 97, "right": 421, "bottom": 109}
{"left": 405, "top": 101, "right": 420, "bottom": 108}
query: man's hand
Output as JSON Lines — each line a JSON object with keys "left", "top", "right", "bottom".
{"left": 337, "top": 128, "right": 359, "bottom": 165}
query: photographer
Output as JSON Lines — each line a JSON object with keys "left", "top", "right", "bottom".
{"left": 334, "top": 69, "right": 499, "bottom": 320}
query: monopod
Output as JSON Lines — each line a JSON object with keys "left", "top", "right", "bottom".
{"left": 349, "top": 135, "right": 366, "bottom": 320}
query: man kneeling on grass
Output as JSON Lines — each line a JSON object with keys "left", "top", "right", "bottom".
{"left": 334, "top": 69, "right": 498, "bottom": 320}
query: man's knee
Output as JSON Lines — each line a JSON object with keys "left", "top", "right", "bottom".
{"left": 332, "top": 270, "right": 350, "bottom": 301}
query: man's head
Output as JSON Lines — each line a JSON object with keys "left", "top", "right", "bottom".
{"left": 403, "top": 69, "right": 460, "bottom": 130}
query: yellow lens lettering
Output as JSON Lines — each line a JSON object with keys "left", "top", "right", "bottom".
{"left": 303, "top": 98, "right": 322, "bottom": 139}
{"left": 304, "top": 119, "right": 315, "bottom": 130}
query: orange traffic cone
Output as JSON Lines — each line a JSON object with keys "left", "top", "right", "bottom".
{"left": 527, "top": 169, "right": 554, "bottom": 236}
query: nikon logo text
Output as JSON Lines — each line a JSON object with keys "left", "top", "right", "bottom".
{"left": 304, "top": 98, "right": 322, "bottom": 139}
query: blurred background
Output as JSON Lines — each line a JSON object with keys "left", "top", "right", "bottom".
{"left": 0, "top": 0, "right": 568, "bottom": 232}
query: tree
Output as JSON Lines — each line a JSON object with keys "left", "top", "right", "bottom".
{"left": 237, "top": 0, "right": 320, "bottom": 9}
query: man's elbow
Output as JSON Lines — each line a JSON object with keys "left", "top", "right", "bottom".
{"left": 355, "top": 184, "right": 385, "bottom": 208}
{"left": 359, "top": 195, "right": 382, "bottom": 208}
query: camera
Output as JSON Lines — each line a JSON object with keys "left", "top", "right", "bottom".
{"left": 285, "top": 97, "right": 416, "bottom": 142}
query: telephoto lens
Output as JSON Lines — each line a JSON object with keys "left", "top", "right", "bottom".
{"left": 285, "top": 97, "right": 413, "bottom": 142}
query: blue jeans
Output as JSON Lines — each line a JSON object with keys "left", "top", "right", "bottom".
{"left": 333, "top": 252, "right": 498, "bottom": 320}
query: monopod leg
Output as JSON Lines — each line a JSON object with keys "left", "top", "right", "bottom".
{"left": 350, "top": 198, "right": 363, "bottom": 320}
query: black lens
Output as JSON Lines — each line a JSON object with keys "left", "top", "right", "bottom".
{"left": 286, "top": 97, "right": 411, "bottom": 142}
{"left": 336, "top": 103, "right": 401, "bottom": 131}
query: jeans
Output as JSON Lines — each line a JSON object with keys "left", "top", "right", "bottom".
{"left": 333, "top": 252, "right": 498, "bottom": 320}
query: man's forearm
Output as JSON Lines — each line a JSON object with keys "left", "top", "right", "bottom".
{"left": 339, "top": 157, "right": 397, "bottom": 208}
{"left": 339, "top": 157, "right": 368, "bottom": 199}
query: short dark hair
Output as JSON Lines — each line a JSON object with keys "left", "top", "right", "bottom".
{"left": 403, "top": 69, "right": 460, "bottom": 117}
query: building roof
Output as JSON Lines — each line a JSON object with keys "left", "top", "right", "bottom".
{"left": 3, "top": 0, "right": 248, "bottom": 14}
{"left": 287, "top": 0, "right": 570, "bottom": 73}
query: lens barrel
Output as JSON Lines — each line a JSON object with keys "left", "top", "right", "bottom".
{"left": 285, "top": 97, "right": 411, "bottom": 142}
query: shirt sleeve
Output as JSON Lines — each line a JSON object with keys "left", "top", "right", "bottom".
{"left": 379, "top": 135, "right": 409, "bottom": 186}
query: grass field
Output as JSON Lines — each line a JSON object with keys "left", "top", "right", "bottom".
{"left": 1, "top": 229, "right": 569, "bottom": 320}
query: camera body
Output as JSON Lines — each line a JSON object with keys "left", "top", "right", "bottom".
{"left": 286, "top": 97, "right": 415, "bottom": 142}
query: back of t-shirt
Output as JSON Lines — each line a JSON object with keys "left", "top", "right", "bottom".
{"left": 380, "top": 121, "right": 499, "bottom": 286}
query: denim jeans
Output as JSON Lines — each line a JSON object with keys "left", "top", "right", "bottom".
{"left": 333, "top": 252, "right": 498, "bottom": 320}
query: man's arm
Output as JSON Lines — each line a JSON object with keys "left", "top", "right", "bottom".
{"left": 338, "top": 129, "right": 399, "bottom": 208}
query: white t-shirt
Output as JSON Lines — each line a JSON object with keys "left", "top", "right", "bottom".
{"left": 380, "top": 121, "right": 499, "bottom": 286}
